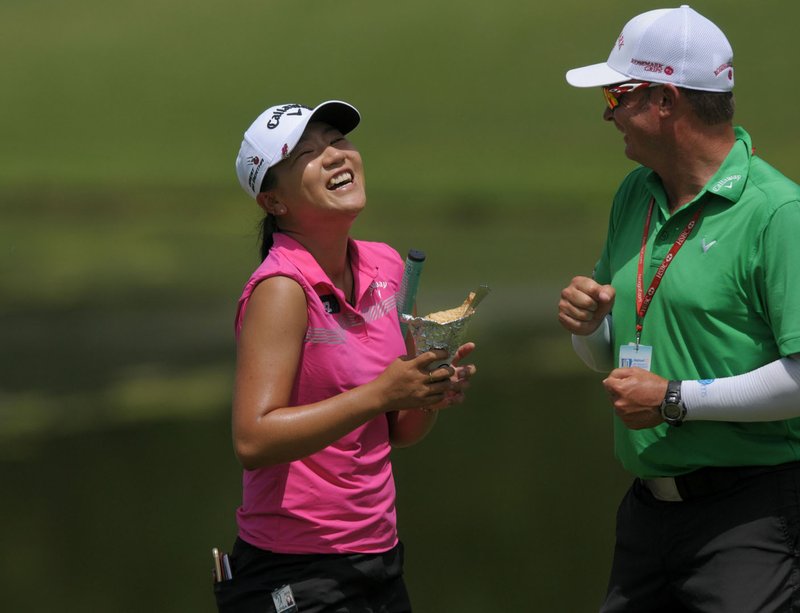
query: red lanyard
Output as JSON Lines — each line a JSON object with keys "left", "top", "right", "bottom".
{"left": 635, "top": 197, "right": 704, "bottom": 347}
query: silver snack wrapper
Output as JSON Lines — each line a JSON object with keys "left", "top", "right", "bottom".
{"left": 401, "top": 312, "right": 475, "bottom": 370}
{"left": 400, "top": 285, "right": 490, "bottom": 371}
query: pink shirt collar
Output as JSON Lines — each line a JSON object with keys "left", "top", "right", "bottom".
{"left": 271, "top": 233, "right": 379, "bottom": 306}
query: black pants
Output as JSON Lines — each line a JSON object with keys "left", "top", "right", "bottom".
{"left": 601, "top": 463, "right": 800, "bottom": 612}
{"left": 214, "top": 538, "right": 412, "bottom": 613}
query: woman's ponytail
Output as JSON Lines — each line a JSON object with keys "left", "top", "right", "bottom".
{"left": 259, "top": 214, "right": 278, "bottom": 261}
{"left": 257, "top": 171, "right": 279, "bottom": 261}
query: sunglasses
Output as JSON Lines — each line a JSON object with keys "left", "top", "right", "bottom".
{"left": 602, "top": 81, "right": 657, "bottom": 110}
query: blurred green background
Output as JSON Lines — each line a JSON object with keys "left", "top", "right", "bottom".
{"left": 2, "top": 1, "right": 798, "bottom": 611}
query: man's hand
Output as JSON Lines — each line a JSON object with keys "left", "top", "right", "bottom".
{"left": 559, "top": 276, "right": 615, "bottom": 335}
{"left": 603, "top": 368, "right": 669, "bottom": 429}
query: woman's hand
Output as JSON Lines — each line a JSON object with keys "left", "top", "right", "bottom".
{"left": 372, "top": 342, "right": 478, "bottom": 412}
{"left": 428, "top": 342, "right": 477, "bottom": 411}
{"left": 386, "top": 342, "right": 478, "bottom": 447}
{"left": 370, "top": 349, "right": 459, "bottom": 412}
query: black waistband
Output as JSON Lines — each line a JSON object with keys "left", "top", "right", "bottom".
{"left": 672, "top": 460, "right": 800, "bottom": 501}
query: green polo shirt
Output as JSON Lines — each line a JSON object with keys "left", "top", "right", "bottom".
{"left": 594, "top": 127, "right": 800, "bottom": 478}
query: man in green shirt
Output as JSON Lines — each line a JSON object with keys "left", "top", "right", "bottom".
{"left": 559, "top": 6, "right": 800, "bottom": 611}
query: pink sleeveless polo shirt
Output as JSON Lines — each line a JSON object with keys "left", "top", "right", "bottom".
{"left": 233, "top": 233, "right": 407, "bottom": 554}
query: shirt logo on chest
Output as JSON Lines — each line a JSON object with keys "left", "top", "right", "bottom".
{"left": 319, "top": 294, "right": 341, "bottom": 314}
{"left": 701, "top": 237, "right": 718, "bottom": 253}
{"left": 711, "top": 174, "right": 742, "bottom": 192}
{"left": 368, "top": 280, "right": 388, "bottom": 300}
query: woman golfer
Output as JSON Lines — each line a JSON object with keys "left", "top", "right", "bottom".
{"left": 214, "top": 100, "right": 477, "bottom": 612}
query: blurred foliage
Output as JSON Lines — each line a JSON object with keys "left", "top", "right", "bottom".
{"left": 3, "top": 0, "right": 798, "bottom": 192}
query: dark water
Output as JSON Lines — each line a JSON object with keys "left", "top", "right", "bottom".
{"left": 1, "top": 306, "right": 631, "bottom": 612}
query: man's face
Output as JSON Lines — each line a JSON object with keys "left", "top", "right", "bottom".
{"left": 602, "top": 84, "right": 660, "bottom": 164}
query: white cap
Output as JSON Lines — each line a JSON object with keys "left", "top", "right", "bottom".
{"left": 235, "top": 100, "right": 360, "bottom": 199}
{"left": 566, "top": 5, "right": 734, "bottom": 92}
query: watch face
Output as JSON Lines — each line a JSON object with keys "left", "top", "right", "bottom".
{"left": 663, "top": 403, "right": 683, "bottom": 420}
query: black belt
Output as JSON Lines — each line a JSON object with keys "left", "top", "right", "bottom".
{"left": 641, "top": 460, "right": 800, "bottom": 502}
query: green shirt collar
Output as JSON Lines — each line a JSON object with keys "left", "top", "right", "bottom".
{"left": 645, "top": 126, "right": 752, "bottom": 214}
{"left": 704, "top": 126, "right": 751, "bottom": 203}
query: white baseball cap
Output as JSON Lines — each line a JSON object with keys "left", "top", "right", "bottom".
{"left": 566, "top": 5, "right": 734, "bottom": 92}
{"left": 235, "top": 100, "right": 361, "bottom": 199}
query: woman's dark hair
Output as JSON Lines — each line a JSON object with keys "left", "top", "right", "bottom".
{"left": 258, "top": 170, "right": 278, "bottom": 261}
{"left": 680, "top": 89, "right": 735, "bottom": 125}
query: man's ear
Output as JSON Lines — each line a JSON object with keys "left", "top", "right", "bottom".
{"left": 658, "top": 84, "right": 680, "bottom": 115}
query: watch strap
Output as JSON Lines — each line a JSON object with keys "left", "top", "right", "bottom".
{"left": 660, "top": 380, "right": 686, "bottom": 426}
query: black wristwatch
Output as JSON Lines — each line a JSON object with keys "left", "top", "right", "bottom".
{"left": 660, "top": 380, "right": 686, "bottom": 427}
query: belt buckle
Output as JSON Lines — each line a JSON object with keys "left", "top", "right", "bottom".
{"left": 642, "top": 477, "right": 683, "bottom": 502}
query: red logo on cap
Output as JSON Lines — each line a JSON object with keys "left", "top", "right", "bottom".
{"left": 247, "top": 156, "right": 261, "bottom": 166}
{"left": 281, "top": 144, "right": 289, "bottom": 159}
{"left": 665, "top": 66, "right": 674, "bottom": 76}
{"left": 714, "top": 62, "right": 733, "bottom": 77}
{"left": 631, "top": 59, "right": 665, "bottom": 74}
